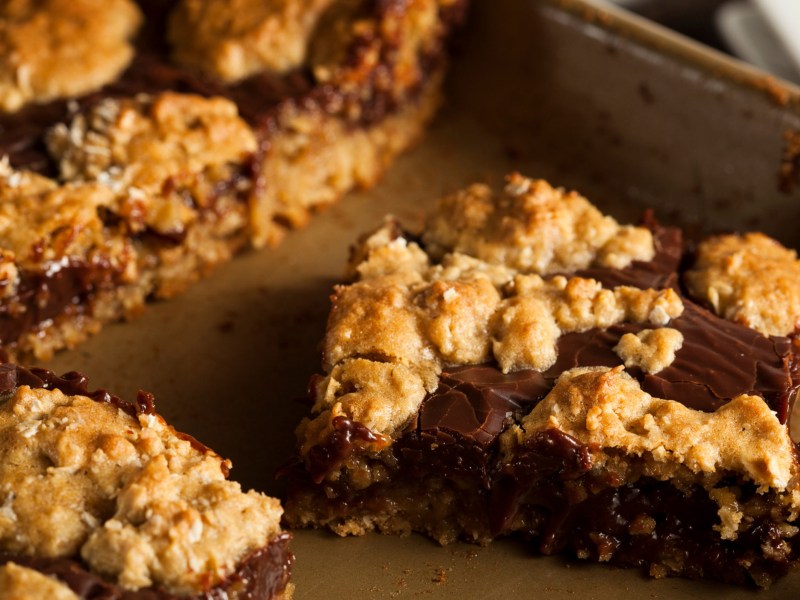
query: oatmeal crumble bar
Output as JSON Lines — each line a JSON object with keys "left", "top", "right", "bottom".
{"left": 0, "top": 0, "right": 467, "bottom": 359}
{"left": 284, "top": 173, "right": 800, "bottom": 587}
{"left": 0, "top": 363, "right": 293, "bottom": 599}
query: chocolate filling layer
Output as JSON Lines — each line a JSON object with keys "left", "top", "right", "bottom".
{"left": 0, "top": 532, "right": 293, "bottom": 600}
{"left": 493, "top": 431, "right": 797, "bottom": 586}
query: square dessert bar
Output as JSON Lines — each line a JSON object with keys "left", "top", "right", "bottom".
{"left": 0, "top": 0, "right": 466, "bottom": 359}
{"left": 285, "top": 173, "right": 800, "bottom": 587}
{"left": 0, "top": 363, "right": 292, "bottom": 599}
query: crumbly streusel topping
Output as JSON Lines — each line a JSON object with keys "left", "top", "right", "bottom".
{"left": 422, "top": 174, "right": 655, "bottom": 275}
{"left": 0, "top": 562, "right": 78, "bottom": 600}
{"left": 46, "top": 93, "right": 257, "bottom": 238}
{"left": 169, "top": 0, "right": 335, "bottom": 82}
{"left": 492, "top": 275, "right": 682, "bottom": 372}
{"left": 507, "top": 366, "right": 798, "bottom": 492}
{"left": 0, "top": 385, "right": 282, "bottom": 594}
{"left": 309, "top": 0, "right": 452, "bottom": 100}
{"left": 0, "top": 0, "right": 142, "bottom": 112}
{"left": 685, "top": 232, "right": 800, "bottom": 336}
{"left": 0, "top": 91, "right": 256, "bottom": 285}
{"left": 0, "top": 159, "right": 129, "bottom": 275}
{"left": 305, "top": 181, "right": 680, "bottom": 447}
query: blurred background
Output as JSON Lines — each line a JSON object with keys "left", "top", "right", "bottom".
{"left": 603, "top": 0, "right": 800, "bottom": 84}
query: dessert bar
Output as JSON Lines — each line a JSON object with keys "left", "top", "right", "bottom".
{"left": 0, "top": 362, "right": 293, "bottom": 598}
{"left": 285, "top": 173, "right": 800, "bottom": 587}
{"left": 0, "top": 0, "right": 466, "bottom": 359}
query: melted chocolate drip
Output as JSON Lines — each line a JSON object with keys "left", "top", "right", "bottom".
{"left": 0, "top": 363, "right": 137, "bottom": 415}
{"left": 306, "top": 415, "right": 385, "bottom": 484}
{"left": 0, "top": 532, "right": 293, "bottom": 599}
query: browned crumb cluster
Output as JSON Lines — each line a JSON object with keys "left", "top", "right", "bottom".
{"left": 0, "top": 0, "right": 142, "bottom": 112}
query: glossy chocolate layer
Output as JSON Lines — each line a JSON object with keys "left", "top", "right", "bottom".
{"left": 417, "top": 366, "right": 549, "bottom": 447}
{"left": 0, "top": 532, "right": 293, "bottom": 599}
{"left": 306, "top": 415, "right": 387, "bottom": 483}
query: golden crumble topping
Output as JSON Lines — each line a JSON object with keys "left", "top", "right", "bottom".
{"left": 685, "top": 232, "right": 800, "bottom": 336}
{"left": 0, "top": 159, "right": 129, "bottom": 274}
{"left": 0, "top": 0, "right": 142, "bottom": 112}
{"left": 310, "top": 0, "right": 453, "bottom": 103}
{"left": 0, "top": 385, "right": 282, "bottom": 594}
{"left": 422, "top": 173, "right": 655, "bottom": 275}
{"left": 304, "top": 186, "right": 679, "bottom": 449}
{"left": 0, "top": 563, "right": 78, "bottom": 600}
{"left": 506, "top": 367, "right": 798, "bottom": 494}
{"left": 46, "top": 93, "right": 257, "bottom": 238}
{"left": 168, "top": 0, "right": 335, "bottom": 82}
{"left": 492, "top": 275, "right": 682, "bottom": 372}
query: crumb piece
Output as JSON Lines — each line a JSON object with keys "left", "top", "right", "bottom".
{"left": 168, "top": 0, "right": 335, "bottom": 82}
{"left": 422, "top": 173, "right": 655, "bottom": 275}
{"left": 613, "top": 328, "right": 683, "bottom": 374}
{"left": 685, "top": 232, "right": 800, "bottom": 336}
{"left": 0, "top": 0, "right": 142, "bottom": 112}
{"left": 0, "top": 562, "right": 78, "bottom": 599}
{"left": 0, "top": 386, "right": 282, "bottom": 594}
{"left": 709, "top": 487, "right": 743, "bottom": 541}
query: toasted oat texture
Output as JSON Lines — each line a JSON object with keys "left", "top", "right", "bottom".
{"left": 169, "top": 0, "right": 335, "bottom": 81}
{"left": 0, "top": 563, "right": 78, "bottom": 600}
{"left": 507, "top": 366, "right": 798, "bottom": 493}
{"left": 302, "top": 192, "right": 679, "bottom": 448}
{"left": 492, "top": 275, "right": 682, "bottom": 372}
{"left": 46, "top": 93, "right": 257, "bottom": 240}
{"left": 0, "top": 385, "right": 283, "bottom": 594}
{"left": 422, "top": 173, "right": 655, "bottom": 274}
{"left": 0, "top": 0, "right": 142, "bottom": 112}
{"left": 685, "top": 232, "right": 800, "bottom": 336}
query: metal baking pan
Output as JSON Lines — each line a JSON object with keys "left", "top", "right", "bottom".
{"left": 44, "top": 0, "right": 800, "bottom": 597}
